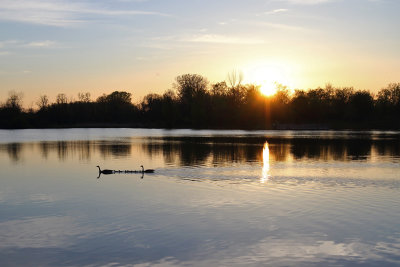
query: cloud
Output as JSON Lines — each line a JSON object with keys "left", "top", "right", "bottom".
{"left": 0, "top": 0, "right": 169, "bottom": 26}
{"left": 116, "top": 0, "right": 150, "bottom": 2}
{"left": 29, "top": 193, "right": 54, "bottom": 202}
{"left": 265, "top": 8, "right": 289, "bottom": 14}
{"left": 276, "top": 0, "right": 334, "bottom": 4}
{"left": 246, "top": 20, "right": 309, "bottom": 32}
{"left": 0, "top": 0, "right": 84, "bottom": 26}
{"left": 282, "top": 0, "right": 382, "bottom": 4}
{"left": 0, "top": 39, "right": 58, "bottom": 49}
{"left": 25, "top": 40, "right": 57, "bottom": 48}
{"left": 0, "top": 40, "right": 17, "bottom": 56}
{"left": 137, "top": 33, "right": 265, "bottom": 50}
{"left": 184, "top": 34, "right": 265, "bottom": 45}
{"left": 0, "top": 40, "right": 19, "bottom": 47}
{"left": 214, "top": 18, "right": 309, "bottom": 33}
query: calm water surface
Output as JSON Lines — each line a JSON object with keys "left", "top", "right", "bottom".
{"left": 0, "top": 129, "right": 399, "bottom": 266}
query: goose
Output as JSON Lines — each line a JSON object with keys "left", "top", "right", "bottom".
{"left": 96, "top": 166, "right": 114, "bottom": 175}
{"left": 141, "top": 165, "right": 155, "bottom": 173}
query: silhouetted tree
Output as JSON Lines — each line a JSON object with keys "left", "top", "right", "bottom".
{"left": 36, "top": 95, "right": 49, "bottom": 110}
{"left": 331, "top": 87, "right": 354, "bottom": 121}
{"left": 376, "top": 83, "right": 400, "bottom": 127}
{"left": 56, "top": 93, "right": 68, "bottom": 105}
{"left": 0, "top": 76, "right": 399, "bottom": 129}
{"left": 211, "top": 81, "right": 229, "bottom": 96}
{"left": 349, "top": 90, "right": 374, "bottom": 121}
{"left": 271, "top": 85, "right": 290, "bottom": 123}
{"left": 95, "top": 91, "right": 137, "bottom": 123}
{"left": 0, "top": 91, "right": 26, "bottom": 128}
{"left": 5, "top": 91, "right": 23, "bottom": 110}
{"left": 379, "top": 83, "right": 400, "bottom": 106}
{"left": 227, "top": 69, "right": 243, "bottom": 89}
{"left": 242, "top": 84, "right": 267, "bottom": 128}
{"left": 174, "top": 74, "right": 208, "bottom": 103}
{"left": 174, "top": 74, "right": 209, "bottom": 127}
{"left": 290, "top": 89, "right": 309, "bottom": 122}
{"left": 97, "top": 91, "right": 131, "bottom": 105}
{"left": 78, "top": 92, "right": 91, "bottom": 103}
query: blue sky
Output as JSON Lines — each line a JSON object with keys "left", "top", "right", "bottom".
{"left": 0, "top": 0, "right": 399, "bottom": 105}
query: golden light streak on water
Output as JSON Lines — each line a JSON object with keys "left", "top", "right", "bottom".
{"left": 261, "top": 141, "right": 270, "bottom": 183}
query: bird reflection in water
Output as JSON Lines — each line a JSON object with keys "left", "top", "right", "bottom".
{"left": 261, "top": 141, "right": 270, "bottom": 183}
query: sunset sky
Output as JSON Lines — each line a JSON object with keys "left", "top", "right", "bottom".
{"left": 0, "top": 0, "right": 399, "bottom": 105}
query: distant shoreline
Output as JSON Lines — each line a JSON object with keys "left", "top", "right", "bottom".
{"left": 1, "top": 79, "right": 399, "bottom": 130}
{"left": 1, "top": 122, "right": 398, "bottom": 131}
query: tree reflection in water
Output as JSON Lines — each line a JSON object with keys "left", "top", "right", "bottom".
{"left": 0, "top": 132, "right": 399, "bottom": 166}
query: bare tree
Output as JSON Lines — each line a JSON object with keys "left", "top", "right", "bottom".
{"left": 78, "top": 92, "right": 91, "bottom": 103}
{"left": 36, "top": 95, "right": 49, "bottom": 109}
{"left": 5, "top": 91, "right": 23, "bottom": 110}
{"left": 56, "top": 93, "right": 68, "bottom": 104}
{"left": 378, "top": 83, "right": 400, "bottom": 105}
{"left": 226, "top": 69, "right": 243, "bottom": 89}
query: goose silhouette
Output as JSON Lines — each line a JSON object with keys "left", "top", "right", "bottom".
{"left": 141, "top": 165, "right": 155, "bottom": 173}
{"left": 97, "top": 166, "right": 114, "bottom": 175}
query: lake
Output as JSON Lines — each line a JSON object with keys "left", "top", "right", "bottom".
{"left": 0, "top": 129, "right": 399, "bottom": 266}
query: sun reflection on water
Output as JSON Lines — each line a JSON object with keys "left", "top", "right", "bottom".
{"left": 261, "top": 141, "right": 270, "bottom": 183}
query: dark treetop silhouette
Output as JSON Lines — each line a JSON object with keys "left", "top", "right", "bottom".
{"left": 1, "top": 76, "right": 399, "bottom": 129}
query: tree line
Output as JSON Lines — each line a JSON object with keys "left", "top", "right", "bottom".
{"left": 0, "top": 73, "right": 399, "bottom": 129}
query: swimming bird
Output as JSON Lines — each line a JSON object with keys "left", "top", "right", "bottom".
{"left": 96, "top": 166, "right": 114, "bottom": 175}
{"left": 141, "top": 165, "right": 155, "bottom": 173}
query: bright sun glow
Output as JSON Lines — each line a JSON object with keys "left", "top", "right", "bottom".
{"left": 260, "top": 81, "right": 279, "bottom": 97}
{"left": 244, "top": 62, "right": 294, "bottom": 97}
{"left": 253, "top": 67, "right": 285, "bottom": 96}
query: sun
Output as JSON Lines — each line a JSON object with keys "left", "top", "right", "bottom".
{"left": 252, "top": 67, "right": 284, "bottom": 96}
{"left": 244, "top": 62, "right": 293, "bottom": 97}
{"left": 260, "top": 81, "right": 279, "bottom": 96}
